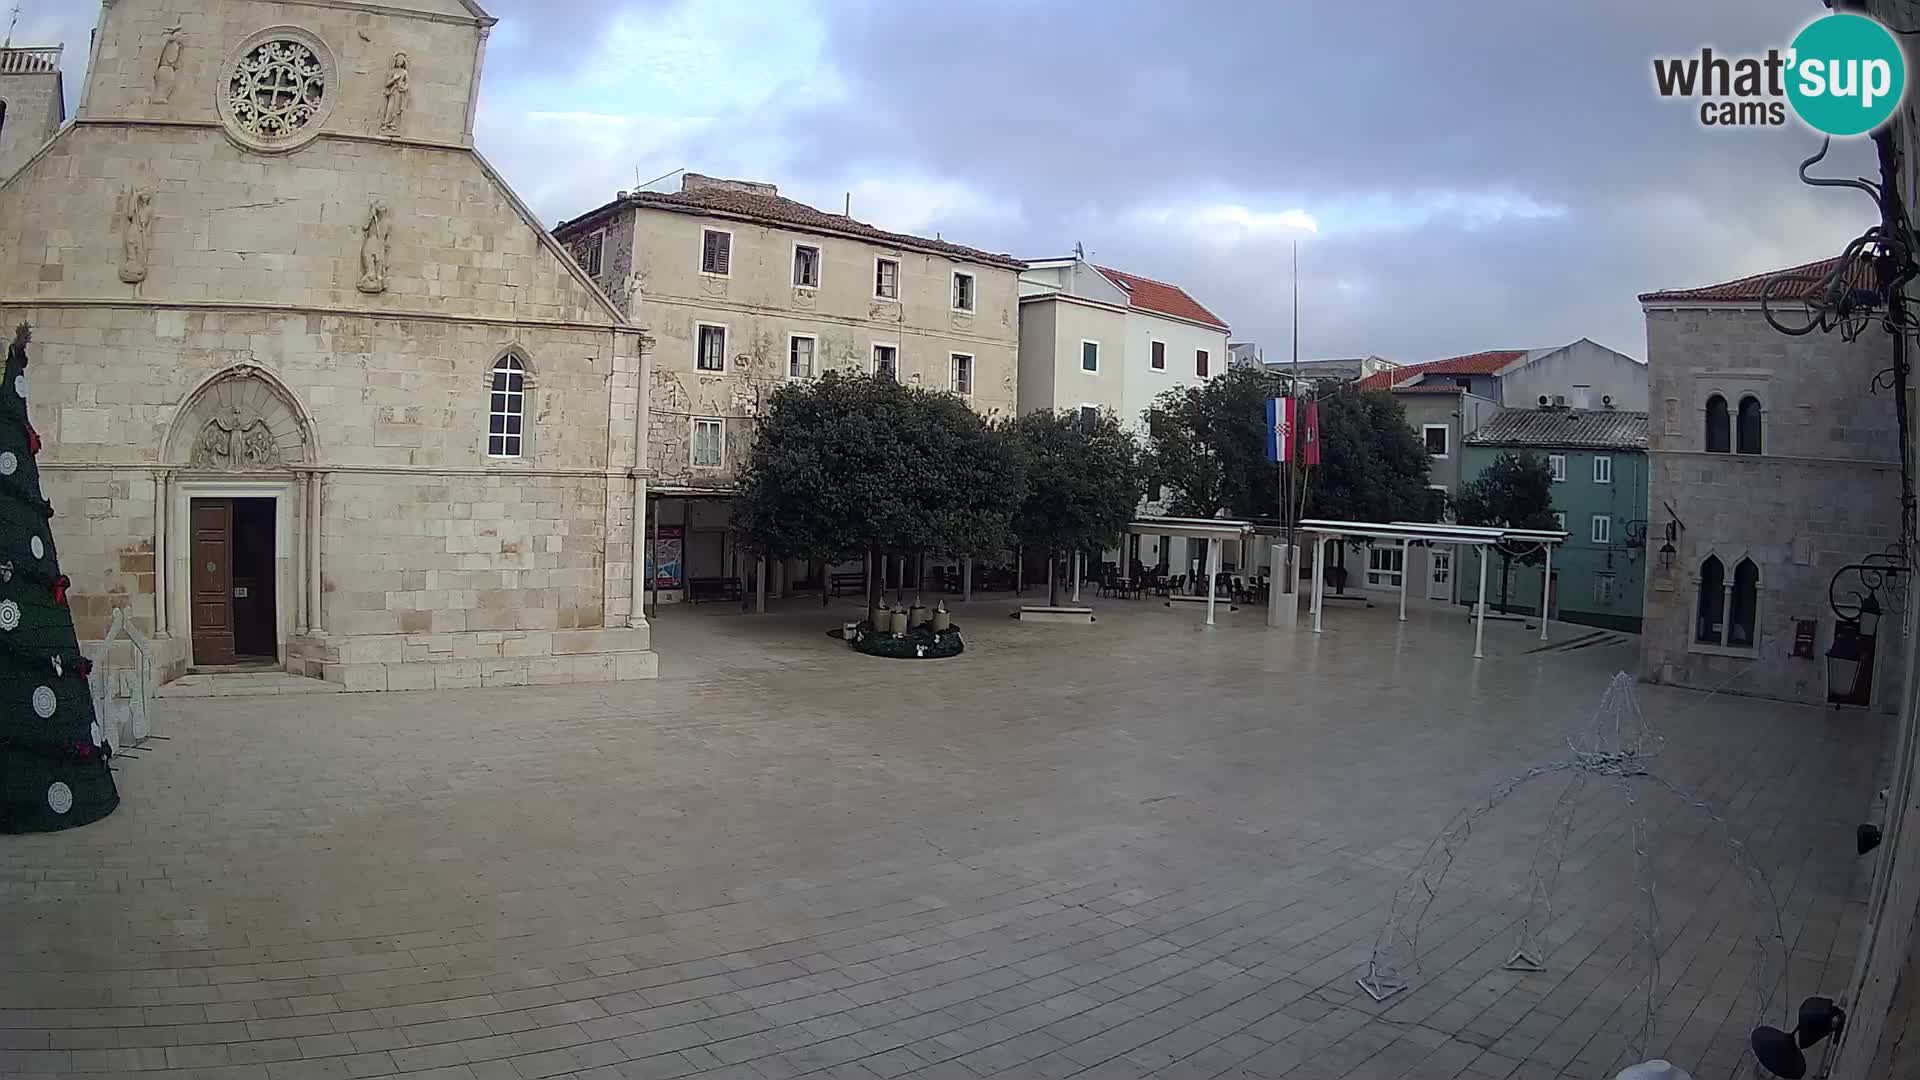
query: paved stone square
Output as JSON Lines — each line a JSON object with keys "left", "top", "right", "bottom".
{"left": 0, "top": 594, "right": 1882, "bottom": 1079}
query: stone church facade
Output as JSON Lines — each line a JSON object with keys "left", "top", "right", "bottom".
{"left": 0, "top": 0, "right": 658, "bottom": 690}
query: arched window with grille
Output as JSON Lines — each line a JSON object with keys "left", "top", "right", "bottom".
{"left": 488, "top": 353, "right": 526, "bottom": 458}
{"left": 1729, "top": 558, "right": 1759, "bottom": 647}
{"left": 1704, "top": 394, "right": 1730, "bottom": 453}
{"left": 1736, "top": 395, "right": 1763, "bottom": 454}
{"left": 1695, "top": 555, "right": 1725, "bottom": 644}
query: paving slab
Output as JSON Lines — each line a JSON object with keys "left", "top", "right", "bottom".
{"left": 1, "top": 592, "right": 1879, "bottom": 1079}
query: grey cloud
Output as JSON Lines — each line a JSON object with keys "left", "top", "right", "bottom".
{"left": 30, "top": 0, "right": 1900, "bottom": 364}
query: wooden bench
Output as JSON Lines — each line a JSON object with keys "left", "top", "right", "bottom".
{"left": 688, "top": 576, "right": 742, "bottom": 602}
{"left": 829, "top": 572, "right": 866, "bottom": 596}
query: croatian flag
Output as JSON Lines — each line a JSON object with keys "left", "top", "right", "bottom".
{"left": 1266, "top": 397, "right": 1292, "bottom": 463}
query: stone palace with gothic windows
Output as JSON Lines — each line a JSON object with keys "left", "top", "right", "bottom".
{"left": 0, "top": 0, "right": 659, "bottom": 690}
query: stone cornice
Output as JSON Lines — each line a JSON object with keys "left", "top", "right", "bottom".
{"left": 3, "top": 296, "right": 643, "bottom": 337}
{"left": 1649, "top": 447, "right": 1900, "bottom": 469}
{"left": 70, "top": 115, "right": 474, "bottom": 153}
{"left": 41, "top": 462, "right": 656, "bottom": 480}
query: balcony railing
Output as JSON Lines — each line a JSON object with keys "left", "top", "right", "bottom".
{"left": 0, "top": 47, "right": 62, "bottom": 75}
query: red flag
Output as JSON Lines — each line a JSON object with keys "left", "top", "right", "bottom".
{"left": 1302, "top": 401, "right": 1321, "bottom": 467}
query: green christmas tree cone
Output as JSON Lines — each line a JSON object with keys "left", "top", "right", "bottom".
{"left": 0, "top": 325, "right": 118, "bottom": 833}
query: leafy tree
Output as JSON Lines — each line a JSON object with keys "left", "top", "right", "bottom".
{"left": 1144, "top": 371, "right": 1438, "bottom": 523}
{"left": 1143, "top": 367, "right": 1288, "bottom": 519}
{"left": 1307, "top": 386, "right": 1444, "bottom": 524}
{"left": 732, "top": 372, "right": 1023, "bottom": 608}
{"left": 1002, "top": 409, "right": 1145, "bottom": 605}
{"left": 1454, "top": 451, "right": 1558, "bottom": 613}
{"left": 1143, "top": 373, "right": 1438, "bottom": 591}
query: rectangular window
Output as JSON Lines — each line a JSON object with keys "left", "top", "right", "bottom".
{"left": 1366, "top": 544, "right": 1405, "bottom": 587}
{"left": 952, "top": 271, "right": 975, "bottom": 312}
{"left": 700, "top": 228, "right": 731, "bottom": 276}
{"left": 1423, "top": 424, "right": 1449, "bottom": 457}
{"left": 872, "top": 344, "right": 897, "bottom": 381}
{"left": 1151, "top": 340, "right": 1166, "bottom": 370}
{"left": 874, "top": 257, "right": 899, "bottom": 300}
{"left": 1196, "top": 349, "right": 1210, "bottom": 377}
{"left": 572, "top": 230, "right": 604, "bottom": 277}
{"left": 1593, "top": 572, "right": 1616, "bottom": 605}
{"left": 1591, "top": 514, "right": 1611, "bottom": 545}
{"left": 1593, "top": 455, "right": 1613, "bottom": 484}
{"left": 792, "top": 244, "right": 821, "bottom": 289}
{"left": 691, "top": 418, "right": 723, "bottom": 468}
{"left": 1081, "top": 340, "right": 1100, "bottom": 373}
{"left": 1548, "top": 453, "right": 1567, "bottom": 481}
{"left": 695, "top": 324, "right": 726, "bottom": 372}
{"left": 951, "top": 353, "right": 973, "bottom": 395}
{"left": 1078, "top": 405, "right": 1099, "bottom": 433}
{"left": 788, "top": 335, "right": 815, "bottom": 379}
{"left": 1553, "top": 511, "right": 1567, "bottom": 531}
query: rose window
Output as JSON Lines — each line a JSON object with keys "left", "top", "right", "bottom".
{"left": 227, "top": 39, "right": 326, "bottom": 141}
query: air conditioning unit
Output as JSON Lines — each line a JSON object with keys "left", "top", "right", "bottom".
{"left": 1538, "top": 395, "right": 1550, "bottom": 406}
{"left": 1552, "top": 395, "right": 1567, "bottom": 407}
{"left": 1602, "top": 394, "right": 1614, "bottom": 408}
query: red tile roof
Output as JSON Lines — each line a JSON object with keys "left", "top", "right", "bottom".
{"left": 1637, "top": 255, "right": 1874, "bottom": 303}
{"left": 1356, "top": 349, "right": 1527, "bottom": 391}
{"left": 1093, "top": 266, "right": 1229, "bottom": 330}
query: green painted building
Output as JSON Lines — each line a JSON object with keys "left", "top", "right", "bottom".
{"left": 1460, "top": 408, "right": 1650, "bottom": 633}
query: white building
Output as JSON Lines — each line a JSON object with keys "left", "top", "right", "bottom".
{"left": 1017, "top": 254, "right": 1229, "bottom": 580}
{"left": 1017, "top": 254, "right": 1229, "bottom": 430}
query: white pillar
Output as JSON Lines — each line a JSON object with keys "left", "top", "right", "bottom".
{"left": 1539, "top": 543, "right": 1552, "bottom": 641}
{"left": 307, "top": 471, "right": 324, "bottom": 633}
{"left": 1311, "top": 536, "right": 1325, "bottom": 633}
{"left": 1072, "top": 551, "right": 1082, "bottom": 603}
{"left": 627, "top": 479, "right": 649, "bottom": 628}
{"left": 755, "top": 555, "right": 767, "bottom": 613}
{"left": 154, "top": 470, "right": 171, "bottom": 636}
{"left": 1398, "top": 538, "right": 1409, "bottom": 622}
{"left": 1205, "top": 537, "right": 1220, "bottom": 626}
{"left": 1474, "top": 544, "right": 1490, "bottom": 659}
{"left": 962, "top": 556, "right": 973, "bottom": 602}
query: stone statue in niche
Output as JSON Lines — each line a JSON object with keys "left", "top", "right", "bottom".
{"left": 357, "top": 199, "right": 390, "bottom": 293}
{"left": 379, "top": 52, "right": 410, "bottom": 134}
{"left": 152, "top": 22, "right": 184, "bottom": 104}
{"left": 118, "top": 187, "right": 154, "bottom": 285}
{"left": 191, "top": 404, "right": 283, "bottom": 470}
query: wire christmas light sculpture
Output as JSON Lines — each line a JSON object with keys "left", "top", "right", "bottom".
{"left": 1357, "top": 673, "right": 1790, "bottom": 1073}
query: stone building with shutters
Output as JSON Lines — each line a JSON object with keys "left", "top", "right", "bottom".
{"left": 1637, "top": 258, "right": 1901, "bottom": 708}
{"left": 0, "top": 0, "right": 658, "bottom": 690}
{"left": 552, "top": 175, "right": 1023, "bottom": 602}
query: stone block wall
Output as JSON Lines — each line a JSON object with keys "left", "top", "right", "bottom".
{"left": 83, "top": 0, "right": 481, "bottom": 148}
{"left": 1641, "top": 306, "right": 1904, "bottom": 706}
{"left": 566, "top": 204, "right": 1019, "bottom": 489}
{"left": 2, "top": 127, "right": 611, "bottom": 327}
{"left": 0, "top": 62, "right": 63, "bottom": 183}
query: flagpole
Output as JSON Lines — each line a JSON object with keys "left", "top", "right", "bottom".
{"left": 1285, "top": 240, "right": 1301, "bottom": 571}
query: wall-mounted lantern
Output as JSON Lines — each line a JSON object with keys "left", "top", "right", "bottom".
{"left": 1828, "top": 557, "right": 1905, "bottom": 707}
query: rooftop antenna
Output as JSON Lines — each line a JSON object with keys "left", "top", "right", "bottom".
{"left": 1073, "top": 240, "right": 1085, "bottom": 260}
{"left": 3, "top": 5, "right": 19, "bottom": 49}
{"left": 634, "top": 167, "right": 685, "bottom": 192}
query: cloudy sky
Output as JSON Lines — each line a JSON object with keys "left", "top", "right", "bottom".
{"left": 20, "top": 0, "right": 1895, "bottom": 363}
